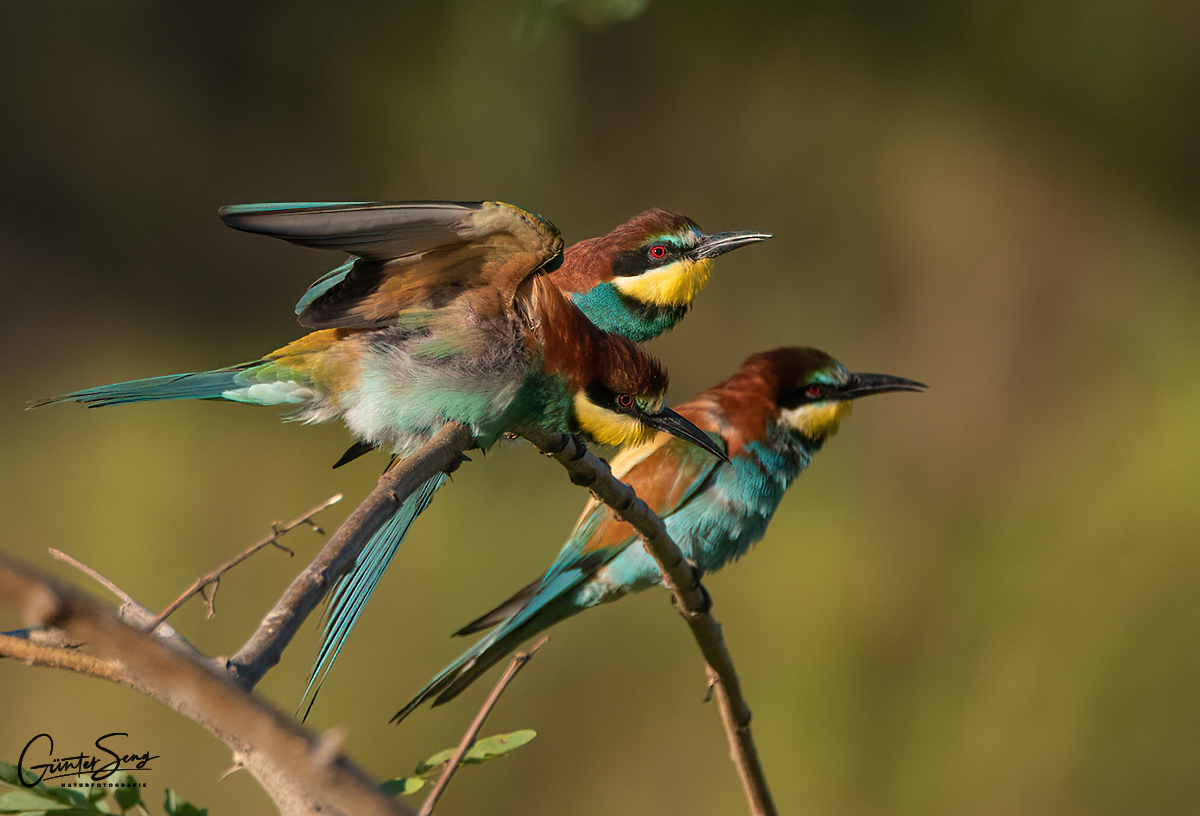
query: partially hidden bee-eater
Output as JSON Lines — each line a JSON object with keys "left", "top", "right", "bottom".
{"left": 392, "top": 346, "right": 926, "bottom": 722}
{"left": 283, "top": 204, "right": 768, "bottom": 714}
{"left": 30, "top": 201, "right": 728, "bottom": 704}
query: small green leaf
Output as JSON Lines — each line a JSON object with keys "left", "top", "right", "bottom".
{"left": 0, "top": 787, "right": 73, "bottom": 811}
{"left": 162, "top": 790, "right": 207, "bottom": 816}
{"left": 0, "top": 762, "right": 43, "bottom": 790}
{"left": 0, "top": 765, "right": 104, "bottom": 814}
{"left": 110, "top": 775, "right": 141, "bottom": 813}
{"left": 413, "top": 748, "right": 454, "bottom": 777}
{"left": 414, "top": 730, "right": 537, "bottom": 775}
{"left": 379, "top": 777, "right": 425, "bottom": 796}
{"left": 83, "top": 781, "right": 107, "bottom": 804}
{"left": 462, "top": 730, "right": 537, "bottom": 764}
{"left": 37, "top": 784, "right": 89, "bottom": 810}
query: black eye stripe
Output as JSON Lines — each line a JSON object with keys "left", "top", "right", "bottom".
{"left": 584, "top": 384, "right": 641, "bottom": 414}
{"left": 612, "top": 242, "right": 684, "bottom": 276}
{"left": 779, "top": 383, "right": 839, "bottom": 409}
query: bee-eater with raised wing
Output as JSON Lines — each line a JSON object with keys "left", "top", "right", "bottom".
{"left": 300, "top": 209, "right": 769, "bottom": 348}
{"left": 392, "top": 346, "right": 926, "bottom": 721}
{"left": 31, "top": 201, "right": 726, "bottom": 712}
{"left": 551, "top": 209, "right": 770, "bottom": 342}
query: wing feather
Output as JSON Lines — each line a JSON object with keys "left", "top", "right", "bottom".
{"left": 219, "top": 201, "right": 563, "bottom": 329}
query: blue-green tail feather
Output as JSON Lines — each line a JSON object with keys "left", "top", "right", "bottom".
{"left": 392, "top": 565, "right": 592, "bottom": 723}
{"left": 30, "top": 364, "right": 263, "bottom": 408}
{"left": 300, "top": 472, "right": 446, "bottom": 721}
{"left": 391, "top": 628, "right": 502, "bottom": 724}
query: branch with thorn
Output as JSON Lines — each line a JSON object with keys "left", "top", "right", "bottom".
{"left": 0, "top": 554, "right": 412, "bottom": 816}
{"left": 0, "top": 430, "right": 479, "bottom": 815}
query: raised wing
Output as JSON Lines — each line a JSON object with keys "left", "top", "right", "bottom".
{"left": 219, "top": 201, "right": 564, "bottom": 329}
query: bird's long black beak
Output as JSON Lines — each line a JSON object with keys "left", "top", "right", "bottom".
{"left": 646, "top": 407, "right": 729, "bottom": 462}
{"left": 842, "top": 372, "right": 928, "bottom": 399}
{"left": 690, "top": 230, "right": 772, "bottom": 260}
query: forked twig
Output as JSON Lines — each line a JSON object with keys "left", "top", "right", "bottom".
{"left": 146, "top": 494, "right": 343, "bottom": 634}
{"left": 418, "top": 637, "right": 548, "bottom": 816}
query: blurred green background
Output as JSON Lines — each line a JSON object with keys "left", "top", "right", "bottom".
{"left": 2, "top": 1, "right": 1199, "bottom": 814}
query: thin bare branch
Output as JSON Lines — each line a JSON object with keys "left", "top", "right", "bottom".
{"left": 50, "top": 547, "right": 137, "bottom": 605}
{"left": 418, "top": 637, "right": 548, "bottom": 816}
{"left": 0, "top": 553, "right": 413, "bottom": 816}
{"left": 227, "top": 422, "right": 475, "bottom": 689}
{"left": 146, "top": 494, "right": 343, "bottom": 634}
{"left": 523, "top": 429, "right": 778, "bottom": 816}
{"left": 48, "top": 548, "right": 204, "bottom": 659}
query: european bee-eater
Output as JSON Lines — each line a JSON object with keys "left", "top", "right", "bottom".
{"left": 31, "top": 201, "right": 725, "bottom": 710}
{"left": 551, "top": 209, "right": 770, "bottom": 342}
{"left": 392, "top": 347, "right": 926, "bottom": 721}
{"left": 298, "top": 208, "right": 769, "bottom": 347}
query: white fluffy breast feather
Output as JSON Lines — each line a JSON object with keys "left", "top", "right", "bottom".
{"left": 339, "top": 336, "right": 526, "bottom": 455}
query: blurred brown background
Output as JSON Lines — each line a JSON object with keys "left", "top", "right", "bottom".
{"left": 2, "top": 1, "right": 1199, "bottom": 814}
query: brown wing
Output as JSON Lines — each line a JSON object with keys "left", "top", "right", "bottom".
{"left": 219, "top": 201, "right": 563, "bottom": 329}
{"left": 578, "top": 428, "right": 725, "bottom": 556}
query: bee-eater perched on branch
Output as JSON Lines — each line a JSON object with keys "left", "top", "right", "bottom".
{"left": 393, "top": 347, "right": 926, "bottom": 722}
{"left": 552, "top": 209, "right": 770, "bottom": 342}
{"left": 31, "top": 200, "right": 726, "bottom": 714}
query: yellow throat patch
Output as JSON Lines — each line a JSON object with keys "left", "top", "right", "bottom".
{"left": 612, "top": 258, "right": 713, "bottom": 307}
{"left": 573, "top": 393, "right": 659, "bottom": 448}
{"left": 783, "top": 400, "right": 853, "bottom": 440}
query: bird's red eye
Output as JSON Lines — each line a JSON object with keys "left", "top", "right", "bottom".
{"left": 617, "top": 394, "right": 634, "bottom": 409}
{"left": 806, "top": 385, "right": 825, "bottom": 399}
{"left": 649, "top": 245, "right": 668, "bottom": 260}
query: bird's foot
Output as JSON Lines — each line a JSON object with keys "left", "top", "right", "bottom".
{"left": 670, "top": 558, "right": 712, "bottom": 614}
{"left": 566, "top": 433, "right": 588, "bottom": 461}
